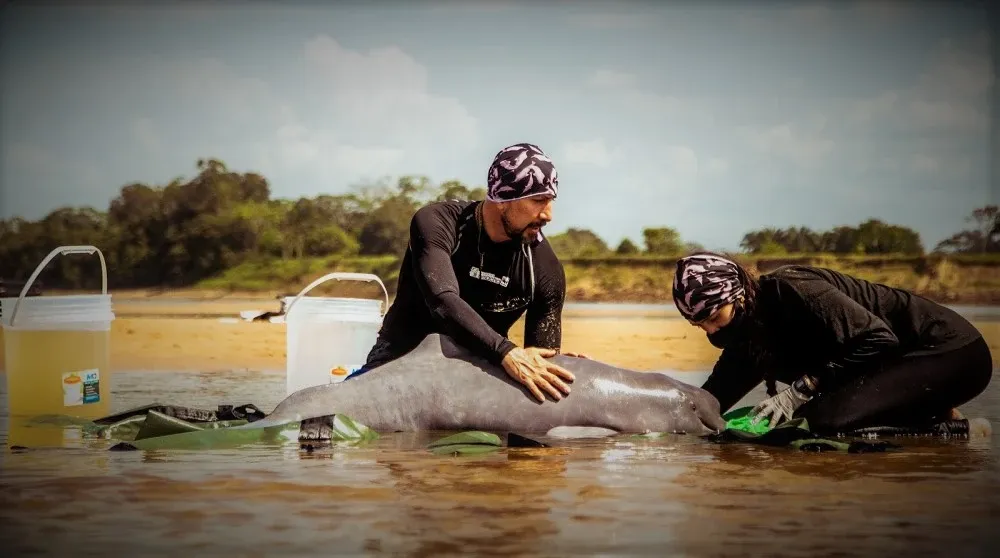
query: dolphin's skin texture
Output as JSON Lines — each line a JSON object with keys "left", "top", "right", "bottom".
{"left": 248, "top": 334, "right": 728, "bottom": 436}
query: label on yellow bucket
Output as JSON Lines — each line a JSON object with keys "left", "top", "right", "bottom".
{"left": 62, "top": 369, "right": 100, "bottom": 406}
{"left": 329, "top": 365, "right": 363, "bottom": 382}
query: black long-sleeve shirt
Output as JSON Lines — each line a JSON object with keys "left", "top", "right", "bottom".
{"left": 369, "top": 200, "right": 566, "bottom": 367}
{"left": 701, "top": 265, "right": 984, "bottom": 412}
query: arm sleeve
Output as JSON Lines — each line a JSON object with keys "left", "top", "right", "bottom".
{"left": 774, "top": 277, "right": 900, "bottom": 382}
{"left": 700, "top": 347, "right": 765, "bottom": 413}
{"left": 408, "top": 206, "right": 517, "bottom": 364}
{"left": 523, "top": 245, "right": 565, "bottom": 350}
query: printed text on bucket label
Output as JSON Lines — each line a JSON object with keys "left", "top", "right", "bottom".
{"left": 62, "top": 369, "right": 100, "bottom": 406}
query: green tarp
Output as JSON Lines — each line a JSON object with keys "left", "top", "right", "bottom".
{"left": 14, "top": 403, "right": 903, "bottom": 454}
{"left": 712, "top": 406, "right": 900, "bottom": 453}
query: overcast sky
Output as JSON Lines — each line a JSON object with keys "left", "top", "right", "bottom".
{"left": 1, "top": 0, "right": 996, "bottom": 251}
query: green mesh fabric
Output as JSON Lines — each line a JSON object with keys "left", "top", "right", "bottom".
{"left": 723, "top": 406, "right": 773, "bottom": 435}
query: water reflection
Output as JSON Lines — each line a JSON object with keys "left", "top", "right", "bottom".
{"left": 694, "top": 438, "right": 995, "bottom": 482}
{"left": 1, "top": 367, "right": 997, "bottom": 555}
{"left": 664, "top": 436, "right": 1000, "bottom": 556}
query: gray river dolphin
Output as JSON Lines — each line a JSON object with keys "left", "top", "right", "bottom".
{"left": 246, "top": 333, "right": 728, "bottom": 436}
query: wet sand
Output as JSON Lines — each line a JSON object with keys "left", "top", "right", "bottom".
{"left": 101, "top": 314, "right": 729, "bottom": 374}
{"left": 3, "top": 298, "right": 998, "bottom": 375}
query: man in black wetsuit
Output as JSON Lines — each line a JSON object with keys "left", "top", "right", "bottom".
{"left": 354, "top": 142, "right": 582, "bottom": 403}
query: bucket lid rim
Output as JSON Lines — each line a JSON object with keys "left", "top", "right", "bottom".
{"left": 0, "top": 294, "right": 113, "bottom": 301}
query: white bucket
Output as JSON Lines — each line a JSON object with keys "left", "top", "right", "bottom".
{"left": 283, "top": 272, "right": 389, "bottom": 395}
{"left": 1, "top": 245, "right": 116, "bottom": 420}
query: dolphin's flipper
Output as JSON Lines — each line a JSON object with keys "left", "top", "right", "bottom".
{"left": 545, "top": 426, "right": 619, "bottom": 439}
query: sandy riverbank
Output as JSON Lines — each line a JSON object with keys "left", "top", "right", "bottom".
{"left": 1, "top": 306, "right": 997, "bottom": 375}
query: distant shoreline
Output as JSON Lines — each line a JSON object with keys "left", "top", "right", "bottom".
{"left": 25, "top": 288, "right": 1000, "bottom": 316}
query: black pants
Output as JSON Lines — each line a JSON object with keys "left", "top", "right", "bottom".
{"left": 798, "top": 336, "right": 994, "bottom": 434}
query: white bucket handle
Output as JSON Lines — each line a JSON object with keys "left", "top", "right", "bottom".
{"left": 8, "top": 245, "right": 108, "bottom": 327}
{"left": 284, "top": 272, "right": 389, "bottom": 318}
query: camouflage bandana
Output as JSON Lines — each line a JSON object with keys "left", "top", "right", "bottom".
{"left": 486, "top": 143, "right": 559, "bottom": 202}
{"left": 672, "top": 254, "right": 745, "bottom": 322}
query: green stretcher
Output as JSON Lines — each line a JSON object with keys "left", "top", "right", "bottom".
{"left": 15, "top": 402, "right": 944, "bottom": 455}
{"left": 714, "top": 406, "right": 900, "bottom": 453}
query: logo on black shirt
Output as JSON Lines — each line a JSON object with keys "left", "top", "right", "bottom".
{"left": 469, "top": 266, "right": 510, "bottom": 288}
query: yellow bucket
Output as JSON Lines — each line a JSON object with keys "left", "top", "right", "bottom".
{"left": 1, "top": 245, "right": 115, "bottom": 421}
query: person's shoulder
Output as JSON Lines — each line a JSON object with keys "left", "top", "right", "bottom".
{"left": 414, "top": 199, "right": 473, "bottom": 218}
{"left": 762, "top": 264, "right": 827, "bottom": 286}
{"left": 412, "top": 199, "right": 475, "bottom": 227}
{"left": 759, "top": 264, "right": 829, "bottom": 301}
{"left": 529, "top": 231, "right": 563, "bottom": 263}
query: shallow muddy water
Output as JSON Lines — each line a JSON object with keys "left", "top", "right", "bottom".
{"left": 1, "top": 365, "right": 997, "bottom": 557}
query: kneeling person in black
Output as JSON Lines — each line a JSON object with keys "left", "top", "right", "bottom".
{"left": 671, "top": 252, "right": 993, "bottom": 434}
{"left": 357, "top": 143, "right": 584, "bottom": 403}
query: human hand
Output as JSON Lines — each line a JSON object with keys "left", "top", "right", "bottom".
{"left": 560, "top": 350, "right": 591, "bottom": 359}
{"left": 750, "top": 384, "right": 812, "bottom": 428}
{"left": 501, "top": 346, "right": 576, "bottom": 403}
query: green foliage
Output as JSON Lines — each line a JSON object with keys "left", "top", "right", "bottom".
{"left": 0, "top": 158, "right": 479, "bottom": 290}
{"left": 934, "top": 205, "right": 999, "bottom": 254}
{"left": 0, "top": 156, "right": 995, "bottom": 293}
{"left": 739, "top": 219, "right": 926, "bottom": 256}
{"left": 615, "top": 238, "right": 640, "bottom": 255}
{"left": 548, "top": 228, "right": 610, "bottom": 258}
{"left": 642, "top": 227, "right": 685, "bottom": 255}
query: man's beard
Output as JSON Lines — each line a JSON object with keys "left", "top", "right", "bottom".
{"left": 501, "top": 211, "right": 544, "bottom": 243}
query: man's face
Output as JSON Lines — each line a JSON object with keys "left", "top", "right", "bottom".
{"left": 499, "top": 194, "right": 555, "bottom": 243}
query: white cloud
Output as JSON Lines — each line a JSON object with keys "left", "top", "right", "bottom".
{"left": 849, "top": 33, "right": 990, "bottom": 134}
{"left": 299, "top": 35, "right": 479, "bottom": 160}
{"left": 562, "top": 139, "right": 623, "bottom": 168}
{"left": 742, "top": 123, "right": 835, "bottom": 167}
{"left": 704, "top": 157, "right": 730, "bottom": 176}
{"left": 848, "top": 91, "right": 900, "bottom": 126}
{"left": 137, "top": 35, "right": 481, "bottom": 196}
{"left": 661, "top": 145, "right": 699, "bottom": 179}
{"left": 907, "top": 152, "right": 974, "bottom": 180}
{"left": 132, "top": 117, "right": 161, "bottom": 154}
{"left": 161, "top": 57, "right": 275, "bottom": 123}
{"left": 273, "top": 122, "right": 406, "bottom": 181}
{"left": 584, "top": 68, "right": 702, "bottom": 125}
{"left": 587, "top": 68, "right": 637, "bottom": 90}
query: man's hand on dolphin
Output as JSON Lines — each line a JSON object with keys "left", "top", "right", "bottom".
{"left": 501, "top": 346, "right": 576, "bottom": 403}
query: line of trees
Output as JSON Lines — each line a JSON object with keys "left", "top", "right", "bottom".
{"left": 0, "top": 158, "right": 997, "bottom": 290}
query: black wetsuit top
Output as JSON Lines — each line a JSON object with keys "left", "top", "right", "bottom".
{"left": 364, "top": 200, "right": 566, "bottom": 369}
{"left": 702, "top": 265, "right": 985, "bottom": 412}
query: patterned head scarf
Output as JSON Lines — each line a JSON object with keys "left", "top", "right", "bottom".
{"left": 672, "top": 253, "right": 746, "bottom": 323}
{"left": 487, "top": 143, "right": 559, "bottom": 202}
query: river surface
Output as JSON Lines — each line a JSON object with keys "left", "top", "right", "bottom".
{"left": 1, "top": 309, "right": 998, "bottom": 556}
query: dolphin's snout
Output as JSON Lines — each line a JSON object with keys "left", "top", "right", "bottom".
{"left": 683, "top": 390, "right": 726, "bottom": 434}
